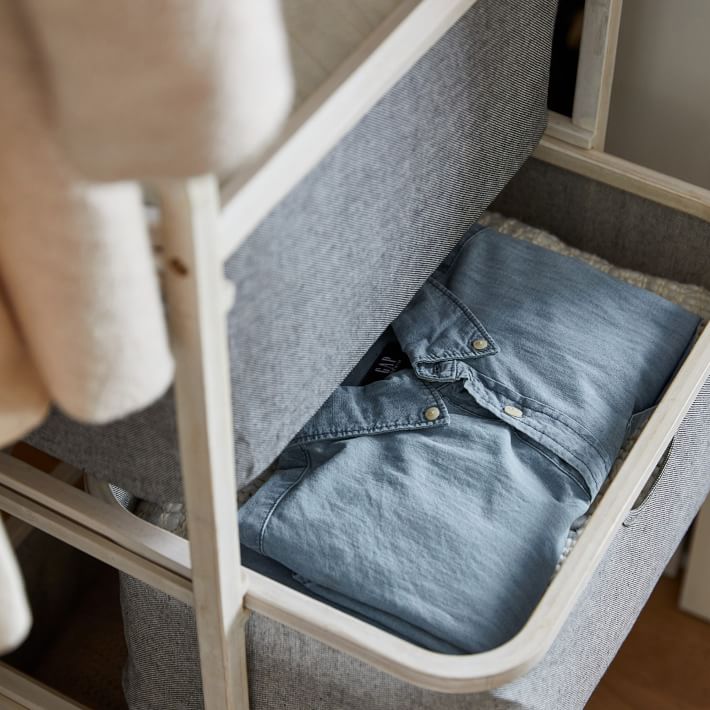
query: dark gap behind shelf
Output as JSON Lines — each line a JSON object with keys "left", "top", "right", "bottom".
{"left": 547, "top": 0, "right": 586, "bottom": 117}
{"left": 2, "top": 535, "right": 128, "bottom": 710}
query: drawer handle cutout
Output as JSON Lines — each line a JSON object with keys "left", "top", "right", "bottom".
{"left": 623, "top": 439, "right": 675, "bottom": 527}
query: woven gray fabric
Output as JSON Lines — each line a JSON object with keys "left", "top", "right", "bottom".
{"left": 119, "top": 378, "right": 710, "bottom": 710}
{"left": 27, "top": 0, "right": 557, "bottom": 503}
{"left": 492, "top": 159, "right": 710, "bottom": 290}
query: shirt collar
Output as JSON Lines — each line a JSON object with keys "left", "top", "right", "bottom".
{"left": 293, "top": 370, "right": 449, "bottom": 444}
{"left": 291, "top": 276, "right": 497, "bottom": 445}
{"left": 391, "top": 276, "right": 499, "bottom": 381}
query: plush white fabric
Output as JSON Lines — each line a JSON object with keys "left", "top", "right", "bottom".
{"left": 0, "top": 295, "right": 49, "bottom": 446}
{"left": 0, "top": 0, "right": 173, "bottom": 427}
{"left": 0, "top": 0, "right": 291, "bottom": 662}
{"left": 22, "top": 0, "right": 294, "bottom": 180}
{"left": 0, "top": 520, "right": 31, "bottom": 655}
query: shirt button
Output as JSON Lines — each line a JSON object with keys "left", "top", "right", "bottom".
{"left": 471, "top": 338, "right": 489, "bottom": 351}
{"left": 424, "top": 406, "right": 441, "bottom": 422}
{"left": 504, "top": 405, "right": 523, "bottom": 418}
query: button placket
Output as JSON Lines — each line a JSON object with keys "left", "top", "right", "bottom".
{"left": 503, "top": 405, "right": 523, "bottom": 418}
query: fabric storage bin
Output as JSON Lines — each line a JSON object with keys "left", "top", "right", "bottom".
{"left": 109, "top": 156, "right": 710, "bottom": 708}
{"left": 118, "top": 377, "right": 710, "bottom": 710}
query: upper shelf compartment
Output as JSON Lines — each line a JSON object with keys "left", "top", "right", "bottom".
{"left": 219, "top": 0, "right": 478, "bottom": 260}
{"left": 544, "top": 0, "right": 622, "bottom": 150}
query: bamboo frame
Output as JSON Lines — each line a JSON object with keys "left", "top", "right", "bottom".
{"left": 0, "top": 1, "right": 709, "bottom": 708}
{"left": 534, "top": 135, "right": 710, "bottom": 222}
{"left": 158, "top": 177, "right": 250, "bottom": 710}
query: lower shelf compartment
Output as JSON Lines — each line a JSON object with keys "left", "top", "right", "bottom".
{"left": 2, "top": 546, "right": 126, "bottom": 710}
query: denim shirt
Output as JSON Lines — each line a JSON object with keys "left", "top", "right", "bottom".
{"left": 239, "top": 226, "right": 700, "bottom": 653}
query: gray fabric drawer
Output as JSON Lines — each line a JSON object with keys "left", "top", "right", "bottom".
{"left": 491, "top": 158, "right": 710, "bottom": 290}
{"left": 117, "top": 160, "right": 710, "bottom": 709}
{"left": 26, "top": 0, "right": 557, "bottom": 504}
{"left": 119, "top": 376, "right": 710, "bottom": 710}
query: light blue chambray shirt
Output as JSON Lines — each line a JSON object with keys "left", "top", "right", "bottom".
{"left": 238, "top": 226, "right": 700, "bottom": 653}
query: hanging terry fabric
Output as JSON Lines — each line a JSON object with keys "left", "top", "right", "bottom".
{"left": 21, "top": 0, "right": 294, "bottom": 180}
{"left": 0, "top": 0, "right": 293, "bottom": 652}
{"left": 0, "top": 0, "right": 172, "bottom": 439}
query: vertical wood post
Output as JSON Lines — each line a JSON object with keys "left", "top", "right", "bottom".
{"left": 158, "top": 177, "right": 250, "bottom": 710}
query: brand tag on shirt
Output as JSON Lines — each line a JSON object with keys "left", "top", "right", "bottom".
{"left": 360, "top": 342, "right": 411, "bottom": 385}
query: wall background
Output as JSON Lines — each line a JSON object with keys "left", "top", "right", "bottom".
{"left": 605, "top": 0, "right": 710, "bottom": 189}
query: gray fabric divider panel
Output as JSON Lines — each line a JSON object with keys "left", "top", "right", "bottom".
{"left": 492, "top": 158, "right": 710, "bottom": 289}
{"left": 119, "top": 378, "right": 710, "bottom": 710}
{"left": 27, "top": 0, "right": 557, "bottom": 503}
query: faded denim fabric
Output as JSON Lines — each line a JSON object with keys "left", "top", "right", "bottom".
{"left": 238, "top": 226, "right": 700, "bottom": 653}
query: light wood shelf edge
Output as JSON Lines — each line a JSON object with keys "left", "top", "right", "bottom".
{"left": 572, "top": 0, "right": 623, "bottom": 149}
{"left": 545, "top": 111, "right": 595, "bottom": 149}
{"left": 0, "top": 453, "right": 191, "bottom": 577}
{"left": 0, "top": 482, "right": 192, "bottom": 605}
{"left": 0, "top": 663, "right": 89, "bottom": 710}
{"left": 535, "top": 136, "right": 710, "bottom": 220}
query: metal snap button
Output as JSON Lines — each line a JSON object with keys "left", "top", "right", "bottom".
{"left": 424, "top": 406, "right": 441, "bottom": 422}
{"left": 504, "top": 405, "right": 523, "bottom": 418}
{"left": 471, "top": 338, "right": 489, "bottom": 351}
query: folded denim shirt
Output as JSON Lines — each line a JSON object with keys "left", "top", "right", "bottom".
{"left": 238, "top": 225, "right": 700, "bottom": 653}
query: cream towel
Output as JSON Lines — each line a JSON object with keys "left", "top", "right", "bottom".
{"left": 0, "top": 520, "right": 32, "bottom": 655}
{"left": 0, "top": 0, "right": 172, "bottom": 653}
{"left": 0, "top": 295, "right": 48, "bottom": 444}
{"left": 0, "top": 0, "right": 293, "bottom": 656}
{"left": 23, "top": 0, "right": 295, "bottom": 180}
{"left": 0, "top": 0, "right": 174, "bottom": 424}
